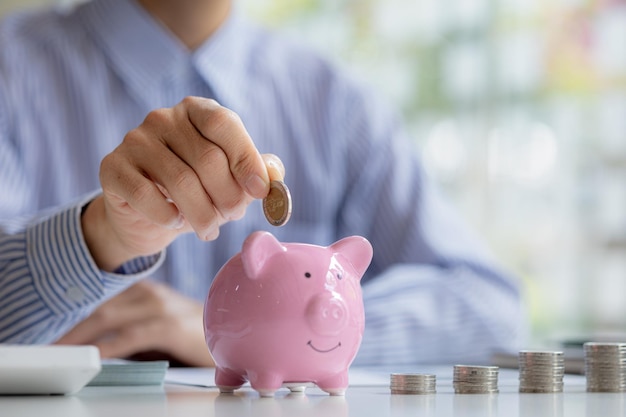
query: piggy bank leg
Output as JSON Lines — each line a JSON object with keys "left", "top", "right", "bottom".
{"left": 317, "top": 371, "right": 349, "bottom": 396}
{"left": 249, "top": 372, "right": 284, "bottom": 397}
{"left": 284, "top": 383, "right": 307, "bottom": 394}
{"left": 215, "top": 367, "right": 246, "bottom": 394}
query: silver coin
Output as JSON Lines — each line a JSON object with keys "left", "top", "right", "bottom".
{"left": 262, "top": 180, "right": 292, "bottom": 226}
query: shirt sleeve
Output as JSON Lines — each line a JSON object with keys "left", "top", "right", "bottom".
{"left": 334, "top": 84, "right": 528, "bottom": 366}
{"left": 0, "top": 193, "right": 165, "bottom": 344}
{"left": 0, "top": 77, "right": 164, "bottom": 344}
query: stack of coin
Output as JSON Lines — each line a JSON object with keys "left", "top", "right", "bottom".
{"left": 584, "top": 342, "right": 626, "bottom": 392}
{"left": 518, "top": 350, "right": 565, "bottom": 393}
{"left": 390, "top": 373, "right": 436, "bottom": 395}
{"left": 453, "top": 365, "right": 499, "bottom": 394}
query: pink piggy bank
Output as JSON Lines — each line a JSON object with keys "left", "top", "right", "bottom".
{"left": 204, "top": 231, "right": 373, "bottom": 397}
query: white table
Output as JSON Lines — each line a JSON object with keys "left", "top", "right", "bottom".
{"left": 1, "top": 366, "right": 624, "bottom": 417}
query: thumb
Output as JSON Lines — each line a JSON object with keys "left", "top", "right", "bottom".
{"left": 262, "top": 153, "right": 286, "bottom": 182}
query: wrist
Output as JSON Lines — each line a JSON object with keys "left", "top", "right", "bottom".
{"left": 81, "top": 196, "right": 135, "bottom": 272}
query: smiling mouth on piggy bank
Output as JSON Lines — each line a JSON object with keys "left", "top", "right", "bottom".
{"left": 307, "top": 340, "right": 342, "bottom": 353}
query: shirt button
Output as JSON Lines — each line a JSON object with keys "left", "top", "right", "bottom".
{"left": 65, "top": 286, "right": 84, "bottom": 303}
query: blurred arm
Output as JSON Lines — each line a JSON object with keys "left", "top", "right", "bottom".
{"left": 335, "top": 86, "right": 527, "bottom": 366}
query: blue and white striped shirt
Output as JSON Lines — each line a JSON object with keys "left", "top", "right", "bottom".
{"left": 0, "top": 0, "right": 525, "bottom": 365}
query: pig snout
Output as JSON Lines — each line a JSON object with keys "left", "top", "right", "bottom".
{"left": 306, "top": 294, "right": 348, "bottom": 336}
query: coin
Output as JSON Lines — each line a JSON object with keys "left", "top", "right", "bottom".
{"left": 263, "top": 180, "right": 292, "bottom": 226}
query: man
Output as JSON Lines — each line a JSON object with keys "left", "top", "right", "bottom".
{"left": 0, "top": 0, "right": 525, "bottom": 366}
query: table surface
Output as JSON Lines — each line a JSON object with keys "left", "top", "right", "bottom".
{"left": 1, "top": 366, "right": 624, "bottom": 417}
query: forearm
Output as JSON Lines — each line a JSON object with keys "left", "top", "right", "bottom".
{"left": 0, "top": 194, "right": 164, "bottom": 343}
{"left": 354, "top": 264, "right": 526, "bottom": 366}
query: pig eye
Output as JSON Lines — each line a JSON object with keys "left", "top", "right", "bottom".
{"left": 336, "top": 272, "right": 343, "bottom": 280}
{"left": 304, "top": 272, "right": 311, "bottom": 278}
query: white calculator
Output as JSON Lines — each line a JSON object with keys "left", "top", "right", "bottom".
{"left": 0, "top": 345, "right": 101, "bottom": 395}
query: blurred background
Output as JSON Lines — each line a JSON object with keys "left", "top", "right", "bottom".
{"left": 2, "top": 0, "right": 625, "bottom": 346}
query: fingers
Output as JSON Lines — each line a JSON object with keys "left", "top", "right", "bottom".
{"left": 100, "top": 97, "right": 271, "bottom": 244}
{"left": 56, "top": 282, "right": 163, "bottom": 345}
{"left": 56, "top": 281, "right": 215, "bottom": 367}
{"left": 95, "top": 319, "right": 163, "bottom": 360}
{"left": 165, "top": 101, "right": 255, "bottom": 224}
{"left": 263, "top": 153, "right": 285, "bottom": 182}
{"left": 185, "top": 97, "right": 269, "bottom": 198}
{"left": 94, "top": 318, "right": 215, "bottom": 367}
{"left": 100, "top": 151, "right": 185, "bottom": 231}
{"left": 111, "top": 128, "right": 221, "bottom": 241}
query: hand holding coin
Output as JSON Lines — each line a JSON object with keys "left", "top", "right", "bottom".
{"left": 261, "top": 154, "right": 292, "bottom": 227}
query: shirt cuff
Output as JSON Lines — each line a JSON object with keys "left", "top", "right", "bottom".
{"left": 26, "top": 194, "right": 165, "bottom": 315}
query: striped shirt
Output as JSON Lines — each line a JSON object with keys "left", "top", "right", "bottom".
{"left": 0, "top": 0, "right": 525, "bottom": 365}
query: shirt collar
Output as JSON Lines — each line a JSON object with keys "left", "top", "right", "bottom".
{"left": 76, "top": 0, "right": 250, "bottom": 111}
{"left": 191, "top": 10, "right": 249, "bottom": 112}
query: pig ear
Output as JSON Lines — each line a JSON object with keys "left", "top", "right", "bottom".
{"left": 241, "top": 231, "right": 285, "bottom": 280}
{"left": 330, "top": 236, "right": 373, "bottom": 280}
